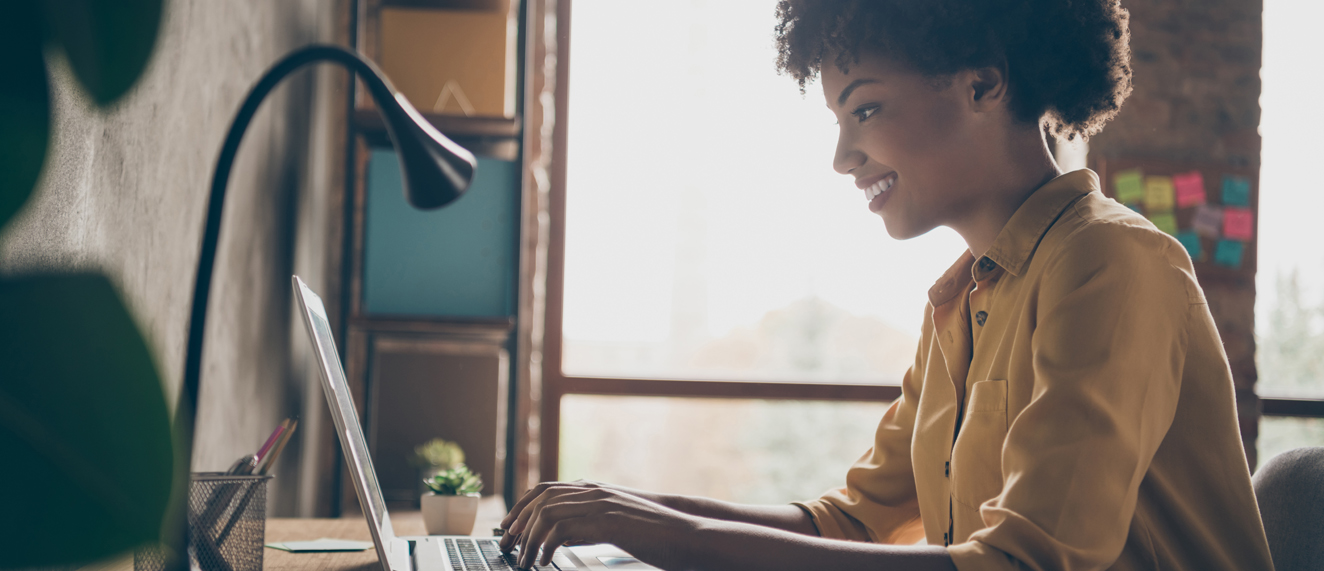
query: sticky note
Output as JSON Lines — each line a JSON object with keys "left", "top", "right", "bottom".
{"left": 1126, "top": 203, "right": 1143, "bottom": 213}
{"left": 1173, "top": 171, "right": 1206, "bottom": 207}
{"left": 1144, "top": 176, "right": 1176, "bottom": 211}
{"left": 1114, "top": 169, "right": 1145, "bottom": 204}
{"left": 1176, "top": 230, "right": 1203, "bottom": 261}
{"left": 1215, "top": 240, "right": 1244, "bottom": 269}
{"left": 1222, "top": 175, "right": 1251, "bottom": 206}
{"left": 1193, "top": 204, "right": 1223, "bottom": 238}
{"left": 1223, "top": 207, "right": 1253, "bottom": 240}
{"left": 1148, "top": 212, "right": 1178, "bottom": 235}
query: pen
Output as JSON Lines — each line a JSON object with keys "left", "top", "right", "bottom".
{"left": 215, "top": 419, "right": 300, "bottom": 547}
{"left": 255, "top": 421, "right": 289, "bottom": 463}
{"left": 257, "top": 419, "right": 298, "bottom": 475}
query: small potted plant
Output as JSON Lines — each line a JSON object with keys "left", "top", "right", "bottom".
{"left": 411, "top": 438, "right": 467, "bottom": 498}
{"left": 421, "top": 464, "right": 484, "bottom": 535}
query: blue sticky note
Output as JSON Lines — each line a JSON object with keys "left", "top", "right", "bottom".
{"left": 1177, "top": 230, "right": 1203, "bottom": 261}
{"left": 1214, "top": 239, "right": 1244, "bottom": 268}
{"left": 1222, "top": 175, "right": 1251, "bottom": 206}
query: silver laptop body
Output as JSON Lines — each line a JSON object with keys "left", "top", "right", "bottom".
{"left": 293, "top": 276, "right": 656, "bottom": 571}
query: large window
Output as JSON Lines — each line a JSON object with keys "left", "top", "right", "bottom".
{"left": 543, "top": 0, "right": 953, "bottom": 491}
{"left": 560, "top": 0, "right": 966, "bottom": 384}
{"left": 1254, "top": 0, "right": 1324, "bottom": 466}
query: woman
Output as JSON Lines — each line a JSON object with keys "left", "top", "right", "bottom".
{"left": 500, "top": 1, "right": 1275, "bottom": 569}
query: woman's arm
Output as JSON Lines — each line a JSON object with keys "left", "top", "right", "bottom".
{"left": 652, "top": 493, "right": 819, "bottom": 536}
{"left": 503, "top": 485, "right": 955, "bottom": 571}
{"left": 499, "top": 481, "right": 818, "bottom": 538}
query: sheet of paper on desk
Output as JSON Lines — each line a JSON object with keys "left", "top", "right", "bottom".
{"left": 266, "top": 538, "right": 375, "bottom": 552}
{"left": 598, "top": 557, "right": 652, "bottom": 569}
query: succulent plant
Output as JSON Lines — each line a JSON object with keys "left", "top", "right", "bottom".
{"left": 424, "top": 465, "right": 483, "bottom": 496}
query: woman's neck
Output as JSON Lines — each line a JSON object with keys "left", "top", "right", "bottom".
{"left": 949, "top": 126, "right": 1064, "bottom": 259}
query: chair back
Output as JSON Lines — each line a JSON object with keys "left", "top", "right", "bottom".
{"left": 1254, "top": 447, "right": 1324, "bottom": 571}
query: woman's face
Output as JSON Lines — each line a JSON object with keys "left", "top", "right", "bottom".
{"left": 822, "top": 52, "right": 993, "bottom": 240}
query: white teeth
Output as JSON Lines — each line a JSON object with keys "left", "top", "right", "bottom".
{"left": 862, "top": 175, "right": 896, "bottom": 201}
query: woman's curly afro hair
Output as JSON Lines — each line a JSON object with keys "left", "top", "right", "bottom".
{"left": 774, "top": 0, "right": 1133, "bottom": 141}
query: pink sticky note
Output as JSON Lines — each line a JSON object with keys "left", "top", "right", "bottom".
{"left": 1173, "top": 171, "right": 1206, "bottom": 208}
{"left": 1223, "top": 207, "right": 1253, "bottom": 240}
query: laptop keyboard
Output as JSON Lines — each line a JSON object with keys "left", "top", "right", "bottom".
{"left": 442, "top": 538, "right": 566, "bottom": 571}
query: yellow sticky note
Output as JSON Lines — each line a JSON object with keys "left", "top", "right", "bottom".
{"left": 1145, "top": 176, "right": 1175, "bottom": 211}
{"left": 1114, "top": 169, "right": 1144, "bottom": 204}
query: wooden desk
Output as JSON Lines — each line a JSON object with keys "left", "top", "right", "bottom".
{"left": 85, "top": 497, "right": 509, "bottom": 571}
{"left": 265, "top": 497, "right": 508, "bottom": 571}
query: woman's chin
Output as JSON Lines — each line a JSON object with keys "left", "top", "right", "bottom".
{"left": 879, "top": 212, "right": 932, "bottom": 241}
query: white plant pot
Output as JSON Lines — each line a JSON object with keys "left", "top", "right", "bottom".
{"left": 421, "top": 493, "right": 480, "bottom": 536}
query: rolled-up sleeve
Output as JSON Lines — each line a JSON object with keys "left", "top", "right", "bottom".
{"left": 949, "top": 225, "right": 1189, "bottom": 571}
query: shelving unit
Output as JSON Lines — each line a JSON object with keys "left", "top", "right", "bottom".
{"left": 336, "top": 0, "right": 526, "bottom": 512}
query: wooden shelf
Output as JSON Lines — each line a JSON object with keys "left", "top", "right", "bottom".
{"left": 353, "top": 109, "right": 520, "bottom": 159}
{"left": 380, "top": 0, "right": 509, "bottom": 9}
{"left": 354, "top": 109, "right": 519, "bottom": 138}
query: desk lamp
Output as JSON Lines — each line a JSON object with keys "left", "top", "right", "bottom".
{"left": 178, "top": 43, "right": 476, "bottom": 505}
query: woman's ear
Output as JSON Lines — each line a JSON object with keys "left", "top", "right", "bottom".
{"left": 967, "top": 64, "right": 1010, "bottom": 111}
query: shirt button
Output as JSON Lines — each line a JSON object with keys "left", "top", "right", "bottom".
{"left": 975, "top": 310, "right": 988, "bottom": 326}
{"left": 979, "top": 257, "right": 997, "bottom": 272}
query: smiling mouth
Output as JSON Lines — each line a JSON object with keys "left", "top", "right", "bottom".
{"left": 862, "top": 173, "right": 898, "bottom": 205}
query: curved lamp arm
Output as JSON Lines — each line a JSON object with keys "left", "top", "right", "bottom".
{"left": 179, "top": 44, "right": 476, "bottom": 454}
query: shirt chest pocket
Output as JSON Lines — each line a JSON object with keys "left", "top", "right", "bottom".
{"left": 950, "top": 379, "right": 1008, "bottom": 509}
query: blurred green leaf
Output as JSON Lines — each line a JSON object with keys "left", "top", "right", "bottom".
{"left": 42, "top": 0, "right": 164, "bottom": 106}
{"left": 0, "top": 274, "right": 176, "bottom": 568}
{"left": 0, "top": 2, "right": 51, "bottom": 231}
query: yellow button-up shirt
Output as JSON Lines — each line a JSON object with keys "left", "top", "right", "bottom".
{"left": 795, "top": 170, "right": 1274, "bottom": 570}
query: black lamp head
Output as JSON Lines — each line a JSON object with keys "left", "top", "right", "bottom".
{"left": 377, "top": 92, "right": 477, "bottom": 210}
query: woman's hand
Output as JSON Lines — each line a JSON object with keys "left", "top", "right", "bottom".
{"left": 498, "top": 479, "right": 659, "bottom": 546}
{"left": 499, "top": 481, "right": 699, "bottom": 569}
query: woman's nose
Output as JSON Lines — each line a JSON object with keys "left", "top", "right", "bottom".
{"left": 833, "top": 129, "right": 864, "bottom": 175}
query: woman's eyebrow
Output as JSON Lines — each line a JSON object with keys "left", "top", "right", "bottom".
{"left": 837, "top": 78, "right": 881, "bottom": 106}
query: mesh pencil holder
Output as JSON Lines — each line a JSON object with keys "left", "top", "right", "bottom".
{"left": 135, "top": 472, "right": 272, "bottom": 571}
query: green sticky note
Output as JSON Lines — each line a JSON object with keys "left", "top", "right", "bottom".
{"left": 1148, "top": 212, "right": 1178, "bottom": 235}
{"left": 1214, "top": 239, "right": 1244, "bottom": 268}
{"left": 1114, "top": 169, "right": 1145, "bottom": 204}
{"left": 1144, "top": 176, "right": 1176, "bottom": 211}
{"left": 1176, "top": 230, "right": 1202, "bottom": 261}
{"left": 1222, "top": 175, "right": 1251, "bottom": 206}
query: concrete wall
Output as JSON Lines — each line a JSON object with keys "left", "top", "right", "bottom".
{"left": 0, "top": 0, "right": 348, "bottom": 516}
{"left": 1089, "top": 0, "right": 1263, "bottom": 465}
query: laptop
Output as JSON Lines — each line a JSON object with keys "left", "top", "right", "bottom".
{"left": 293, "top": 276, "right": 659, "bottom": 571}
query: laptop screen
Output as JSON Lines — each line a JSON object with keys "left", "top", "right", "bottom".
{"left": 293, "top": 276, "right": 397, "bottom": 549}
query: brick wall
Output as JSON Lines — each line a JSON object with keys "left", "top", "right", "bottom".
{"left": 1089, "top": 0, "right": 1264, "bottom": 466}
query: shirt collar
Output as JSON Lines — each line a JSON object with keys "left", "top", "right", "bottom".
{"left": 926, "top": 169, "right": 1098, "bottom": 307}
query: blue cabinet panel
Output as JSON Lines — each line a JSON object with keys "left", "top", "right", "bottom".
{"left": 364, "top": 150, "right": 518, "bottom": 317}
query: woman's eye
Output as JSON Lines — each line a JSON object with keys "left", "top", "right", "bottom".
{"left": 852, "top": 105, "right": 880, "bottom": 123}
